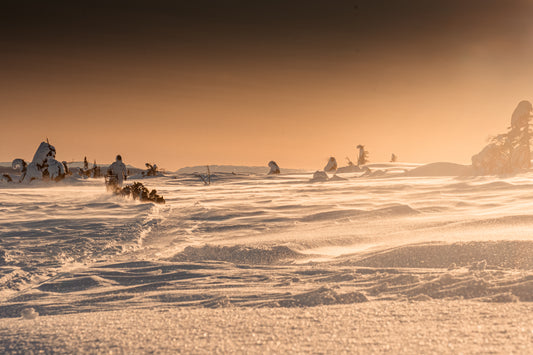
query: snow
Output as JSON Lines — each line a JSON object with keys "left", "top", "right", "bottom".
{"left": 310, "top": 170, "right": 329, "bottom": 181}
{"left": 268, "top": 161, "right": 281, "bottom": 175}
{"left": 46, "top": 158, "right": 65, "bottom": 180}
{"left": 21, "top": 162, "right": 42, "bottom": 183}
{"left": 20, "top": 308, "right": 38, "bottom": 320}
{"left": 404, "top": 162, "right": 474, "bottom": 176}
{"left": 30, "top": 142, "right": 56, "bottom": 167}
{"left": 1, "top": 164, "right": 532, "bottom": 353}
{"left": 511, "top": 100, "right": 532, "bottom": 129}
{"left": 177, "top": 165, "right": 306, "bottom": 175}
{"left": 0, "top": 303, "right": 531, "bottom": 353}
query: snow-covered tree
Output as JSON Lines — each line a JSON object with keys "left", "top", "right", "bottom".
{"left": 472, "top": 100, "right": 532, "bottom": 174}
{"left": 324, "top": 157, "right": 338, "bottom": 172}
{"left": 268, "top": 161, "right": 281, "bottom": 175}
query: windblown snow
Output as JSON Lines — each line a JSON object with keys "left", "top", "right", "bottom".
{"left": 0, "top": 164, "right": 532, "bottom": 352}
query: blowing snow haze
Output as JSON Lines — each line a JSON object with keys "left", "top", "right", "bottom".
{"left": 1, "top": 0, "right": 533, "bottom": 169}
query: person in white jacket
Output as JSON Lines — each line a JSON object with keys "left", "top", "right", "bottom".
{"left": 107, "top": 155, "right": 127, "bottom": 188}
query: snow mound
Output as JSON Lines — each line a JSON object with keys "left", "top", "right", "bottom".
{"left": 169, "top": 244, "right": 305, "bottom": 264}
{"left": 0, "top": 248, "right": 9, "bottom": 265}
{"left": 481, "top": 292, "right": 519, "bottom": 303}
{"left": 37, "top": 276, "right": 118, "bottom": 293}
{"left": 310, "top": 170, "right": 329, "bottom": 182}
{"left": 336, "top": 165, "right": 363, "bottom": 173}
{"left": 278, "top": 286, "right": 368, "bottom": 307}
{"left": 328, "top": 174, "right": 347, "bottom": 181}
{"left": 353, "top": 241, "right": 533, "bottom": 269}
{"left": 400, "top": 273, "right": 532, "bottom": 301}
{"left": 300, "top": 205, "right": 419, "bottom": 222}
{"left": 404, "top": 162, "right": 474, "bottom": 177}
{"left": 20, "top": 307, "right": 39, "bottom": 320}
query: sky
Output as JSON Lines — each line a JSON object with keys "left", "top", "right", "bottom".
{"left": 1, "top": 0, "right": 532, "bottom": 170}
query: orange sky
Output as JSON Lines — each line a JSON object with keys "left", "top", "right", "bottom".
{"left": 1, "top": 1, "right": 532, "bottom": 170}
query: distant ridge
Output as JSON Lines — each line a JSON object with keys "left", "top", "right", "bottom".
{"left": 1, "top": 161, "right": 306, "bottom": 175}
{"left": 176, "top": 165, "right": 307, "bottom": 175}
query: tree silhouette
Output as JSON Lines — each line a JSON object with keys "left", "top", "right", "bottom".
{"left": 472, "top": 101, "right": 532, "bottom": 174}
{"left": 357, "top": 145, "right": 369, "bottom": 166}
{"left": 324, "top": 157, "right": 338, "bottom": 172}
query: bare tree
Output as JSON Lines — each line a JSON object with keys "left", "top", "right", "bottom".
{"left": 198, "top": 165, "right": 212, "bottom": 185}
{"left": 345, "top": 157, "right": 355, "bottom": 166}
